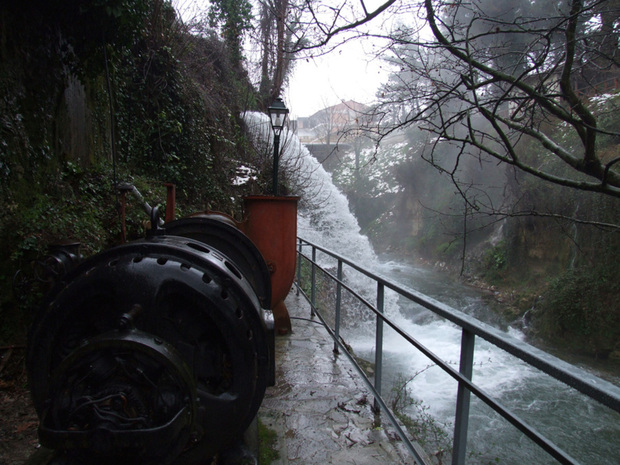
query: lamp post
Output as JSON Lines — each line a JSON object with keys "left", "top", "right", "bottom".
{"left": 267, "top": 97, "right": 289, "bottom": 195}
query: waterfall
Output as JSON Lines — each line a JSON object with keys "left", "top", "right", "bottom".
{"left": 285, "top": 132, "right": 376, "bottom": 266}
{"left": 242, "top": 112, "right": 376, "bottom": 266}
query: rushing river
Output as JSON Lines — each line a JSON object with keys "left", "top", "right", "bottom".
{"left": 358, "top": 260, "right": 620, "bottom": 465}
{"left": 244, "top": 113, "right": 620, "bottom": 464}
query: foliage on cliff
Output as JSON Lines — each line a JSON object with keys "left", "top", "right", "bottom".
{"left": 533, "top": 266, "right": 620, "bottom": 358}
{"left": 0, "top": 0, "right": 264, "bottom": 344}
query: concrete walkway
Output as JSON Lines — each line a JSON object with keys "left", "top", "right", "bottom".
{"left": 258, "top": 290, "right": 416, "bottom": 465}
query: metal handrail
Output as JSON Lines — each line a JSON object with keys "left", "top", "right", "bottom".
{"left": 295, "top": 237, "right": 620, "bottom": 465}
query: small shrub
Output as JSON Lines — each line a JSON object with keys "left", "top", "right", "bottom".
{"left": 480, "top": 241, "right": 508, "bottom": 282}
{"left": 535, "top": 267, "right": 620, "bottom": 357}
{"left": 389, "top": 370, "right": 452, "bottom": 464}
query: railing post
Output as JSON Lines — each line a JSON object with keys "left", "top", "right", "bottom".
{"left": 310, "top": 245, "right": 316, "bottom": 317}
{"left": 452, "top": 329, "right": 475, "bottom": 465}
{"left": 334, "top": 260, "right": 343, "bottom": 354}
{"left": 374, "top": 282, "right": 384, "bottom": 412}
{"left": 296, "top": 238, "right": 302, "bottom": 296}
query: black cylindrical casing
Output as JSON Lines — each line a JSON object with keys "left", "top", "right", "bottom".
{"left": 27, "top": 233, "right": 274, "bottom": 464}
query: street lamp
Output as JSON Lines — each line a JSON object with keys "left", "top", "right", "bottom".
{"left": 268, "top": 97, "right": 289, "bottom": 195}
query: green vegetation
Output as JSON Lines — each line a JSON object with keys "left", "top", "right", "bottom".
{"left": 0, "top": 0, "right": 267, "bottom": 345}
{"left": 480, "top": 241, "right": 508, "bottom": 284}
{"left": 258, "top": 418, "right": 280, "bottom": 464}
{"left": 534, "top": 266, "right": 620, "bottom": 358}
{"left": 208, "top": 0, "right": 254, "bottom": 68}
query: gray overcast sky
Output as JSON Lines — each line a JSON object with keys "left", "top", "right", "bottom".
{"left": 286, "top": 39, "right": 387, "bottom": 118}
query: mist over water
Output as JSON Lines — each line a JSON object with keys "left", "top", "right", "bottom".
{"left": 287, "top": 140, "right": 376, "bottom": 267}
{"left": 245, "top": 113, "right": 620, "bottom": 465}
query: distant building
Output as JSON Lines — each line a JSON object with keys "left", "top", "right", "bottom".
{"left": 294, "top": 100, "right": 370, "bottom": 145}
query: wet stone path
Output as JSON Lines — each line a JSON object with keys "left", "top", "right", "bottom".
{"left": 258, "top": 291, "right": 415, "bottom": 464}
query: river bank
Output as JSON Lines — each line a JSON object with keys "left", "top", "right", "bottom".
{"left": 397, "top": 253, "right": 620, "bottom": 384}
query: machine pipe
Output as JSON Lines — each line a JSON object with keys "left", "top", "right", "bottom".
{"left": 26, "top": 214, "right": 276, "bottom": 465}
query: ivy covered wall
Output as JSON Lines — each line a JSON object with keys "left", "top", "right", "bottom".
{"left": 0, "top": 0, "right": 262, "bottom": 343}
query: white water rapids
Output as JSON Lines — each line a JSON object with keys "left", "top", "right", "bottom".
{"left": 244, "top": 113, "right": 620, "bottom": 465}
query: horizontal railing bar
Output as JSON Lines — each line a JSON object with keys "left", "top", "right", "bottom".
{"left": 381, "top": 280, "right": 620, "bottom": 414}
{"left": 297, "top": 238, "right": 620, "bottom": 414}
{"left": 297, "top": 251, "right": 381, "bottom": 315}
{"left": 293, "top": 283, "right": 432, "bottom": 465}
{"left": 297, "top": 250, "right": 580, "bottom": 464}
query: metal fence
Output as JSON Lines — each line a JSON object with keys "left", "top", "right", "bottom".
{"left": 295, "top": 237, "right": 620, "bottom": 465}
